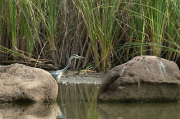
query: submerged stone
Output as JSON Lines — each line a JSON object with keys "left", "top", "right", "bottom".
{"left": 0, "top": 64, "right": 58, "bottom": 102}
{"left": 98, "top": 56, "right": 180, "bottom": 102}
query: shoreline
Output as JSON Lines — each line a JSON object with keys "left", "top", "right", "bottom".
{"left": 55, "top": 70, "right": 104, "bottom": 84}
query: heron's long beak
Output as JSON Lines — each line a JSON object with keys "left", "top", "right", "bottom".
{"left": 78, "top": 56, "right": 85, "bottom": 59}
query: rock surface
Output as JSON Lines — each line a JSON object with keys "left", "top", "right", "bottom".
{"left": 98, "top": 56, "right": 180, "bottom": 102}
{"left": 0, "top": 64, "right": 58, "bottom": 102}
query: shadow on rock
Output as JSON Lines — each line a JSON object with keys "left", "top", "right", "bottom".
{"left": 0, "top": 102, "right": 58, "bottom": 119}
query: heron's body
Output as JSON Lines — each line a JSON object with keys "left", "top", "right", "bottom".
{"left": 51, "top": 54, "right": 84, "bottom": 82}
{"left": 51, "top": 70, "right": 63, "bottom": 81}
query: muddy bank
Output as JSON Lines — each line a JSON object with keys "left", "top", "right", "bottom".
{"left": 51, "top": 70, "right": 104, "bottom": 84}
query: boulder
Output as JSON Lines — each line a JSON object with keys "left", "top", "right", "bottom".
{"left": 0, "top": 64, "right": 58, "bottom": 102}
{"left": 98, "top": 56, "right": 180, "bottom": 102}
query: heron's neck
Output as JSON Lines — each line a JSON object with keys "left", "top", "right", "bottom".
{"left": 61, "top": 57, "right": 73, "bottom": 73}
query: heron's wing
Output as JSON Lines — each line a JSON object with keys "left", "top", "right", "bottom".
{"left": 51, "top": 70, "right": 62, "bottom": 80}
{"left": 51, "top": 72, "right": 58, "bottom": 80}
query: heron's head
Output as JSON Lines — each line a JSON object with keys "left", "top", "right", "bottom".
{"left": 71, "top": 54, "right": 85, "bottom": 59}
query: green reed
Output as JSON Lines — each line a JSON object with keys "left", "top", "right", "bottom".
{"left": 0, "top": 1, "right": 2, "bottom": 59}
{"left": 114, "top": 0, "right": 180, "bottom": 62}
{"left": 0, "top": 0, "right": 2, "bottom": 38}
{"left": 128, "top": 0, "right": 180, "bottom": 60}
{"left": 41, "top": 0, "right": 61, "bottom": 65}
{"left": 9, "top": 0, "right": 17, "bottom": 60}
{"left": 0, "top": 0, "right": 179, "bottom": 70}
{"left": 73, "top": 0, "right": 122, "bottom": 71}
{"left": 0, "top": 0, "right": 38, "bottom": 60}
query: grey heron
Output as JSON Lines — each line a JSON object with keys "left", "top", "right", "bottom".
{"left": 51, "top": 54, "right": 85, "bottom": 82}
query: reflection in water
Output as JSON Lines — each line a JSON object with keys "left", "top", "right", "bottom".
{"left": 98, "top": 103, "right": 180, "bottom": 119}
{"left": 57, "top": 83, "right": 180, "bottom": 119}
{"left": 0, "top": 102, "right": 58, "bottom": 119}
{"left": 2, "top": 83, "right": 180, "bottom": 119}
{"left": 57, "top": 105, "right": 67, "bottom": 119}
{"left": 57, "top": 83, "right": 99, "bottom": 103}
{"left": 57, "top": 83, "right": 99, "bottom": 119}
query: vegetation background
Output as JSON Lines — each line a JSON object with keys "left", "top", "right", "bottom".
{"left": 0, "top": 0, "right": 179, "bottom": 71}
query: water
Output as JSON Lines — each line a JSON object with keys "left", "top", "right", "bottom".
{"left": 1, "top": 83, "right": 180, "bottom": 119}
{"left": 0, "top": 102, "right": 58, "bottom": 119}
{"left": 56, "top": 83, "right": 180, "bottom": 119}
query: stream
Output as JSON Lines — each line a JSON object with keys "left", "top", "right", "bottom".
{"left": 0, "top": 82, "right": 180, "bottom": 119}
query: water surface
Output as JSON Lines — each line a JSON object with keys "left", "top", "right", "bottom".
{"left": 57, "top": 83, "right": 180, "bottom": 119}
{"left": 1, "top": 83, "right": 180, "bottom": 119}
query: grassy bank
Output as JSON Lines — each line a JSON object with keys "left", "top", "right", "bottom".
{"left": 0, "top": 0, "right": 179, "bottom": 71}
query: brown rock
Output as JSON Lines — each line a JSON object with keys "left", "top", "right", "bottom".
{"left": 0, "top": 64, "right": 58, "bottom": 102}
{"left": 98, "top": 56, "right": 180, "bottom": 102}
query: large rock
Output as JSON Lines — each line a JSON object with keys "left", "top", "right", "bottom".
{"left": 98, "top": 56, "right": 180, "bottom": 102}
{"left": 0, "top": 64, "right": 58, "bottom": 102}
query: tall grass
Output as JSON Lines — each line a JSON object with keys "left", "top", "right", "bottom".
{"left": 9, "top": 0, "right": 17, "bottom": 60}
{"left": 73, "top": 0, "right": 122, "bottom": 71}
{"left": 0, "top": 0, "right": 179, "bottom": 70}
{"left": 0, "top": 0, "right": 87, "bottom": 69}
{"left": 121, "top": 0, "right": 180, "bottom": 60}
